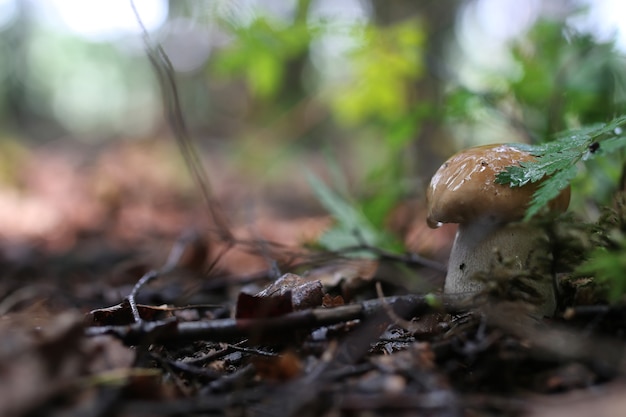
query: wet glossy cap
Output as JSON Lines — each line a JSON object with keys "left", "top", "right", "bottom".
{"left": 426, "top": 144, "right": 570, "bottom": 228}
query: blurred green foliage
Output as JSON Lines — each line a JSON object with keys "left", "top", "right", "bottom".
{"left": 577, "top": 244, "right": 626, "bottom": 304}
{"left": 509, "top": 21, "right": 626, "bottom": 138}
{"left": 324, "top": 18, "right": 428, "bottom": 234}
{"left": 447, "top": 20, "right": 626, "bottom": 141}
{"left": 307, "top": 172, "right": 403, "bottom": 257}
{"left": 327, "top": 19, "right": 425, "bottom": 129}
{"left": 210, "top": 11, "right": 429, "bottom": 253}
{"left": 212, "top": 16, "right": 317, "bottom": 100}
{"left": 576, "top": 194, "right": 626, "bottom": 304}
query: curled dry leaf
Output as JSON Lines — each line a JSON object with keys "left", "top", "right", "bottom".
{"left": 86, "top": 300, "right": 174, "bottom": 326}
{"left": 235, "top": 273, "right": 324, "bottom": 319}
{"left": 322, "top": 293, "right": 345, "bottom": 307}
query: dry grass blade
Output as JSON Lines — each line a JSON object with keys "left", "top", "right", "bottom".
{"left": 129, "top": 0, "right": 233, "bottom": 242}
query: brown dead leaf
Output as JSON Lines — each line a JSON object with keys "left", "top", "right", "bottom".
{"left": 87, "top": 300, "right": 174, "bottom": 326}
{"left": 304, "top": 259, "right": 378, "bottom": 289}
{"left": 121, "top": 368, "right": 180, "bottom": 401}
{"left": 85, "top": 335, "right": 136, "bottom": 375}
{"left": 235, "top": 273, "right": 324, "bottom": 319}
{"left": 253, "top": 351, "right": 303, "bottom": 381}
{"left": 235, "top": 291, "right": 294, "bottom": 320}
{"left": 322, "top": 293, "right": 345, "bottom": 307}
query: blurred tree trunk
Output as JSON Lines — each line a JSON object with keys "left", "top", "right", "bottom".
{"left": 281, "top": 0, "right": 312, "bottom": 108}
{"left": 371, "top": 0, "right": 460, "bottom": 183}
{"left": 5, "top": 2, "right": 35, "bottom": 133}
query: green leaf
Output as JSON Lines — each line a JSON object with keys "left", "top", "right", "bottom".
{"left": 495, "top": 148, "right": 580, "bottom": 188}
{"left": 327, "top": 19, "right": 426, "bottom": 127}
{"left": 577, "top": 246, "right": 626, "bottom": 304}
{"left": 494, "top": 165, "right": 531, "bottom": 187}
{"left": 424, "top": 293, "right": 442, "bottom": 309}
{"left": 506, "top": 18, "right": 626, "bottom": 138}
{"left": 495, "top": 115, "right": 626, "bottom": 219}
{"left": 524, "top": 165, "right": 578, "bottom": 220}
{"left": 211, "top": 15, "right": 316, "bottom": 100}
{"left": 307, "top": 172, "right": 383, "bottom": 257}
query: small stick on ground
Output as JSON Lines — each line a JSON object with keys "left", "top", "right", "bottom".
{"left": 127, "top": 233, "right": 204, "bottom": 323}
{"left": 86, "top": 294, "right": 442, "bottom": 345}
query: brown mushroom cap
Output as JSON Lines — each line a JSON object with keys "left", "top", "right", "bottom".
{"left": 426, "top": 144, "right": 570, "bottom": 228}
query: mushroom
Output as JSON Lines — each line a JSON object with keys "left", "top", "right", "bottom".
{"left": 426, "top": 144, "right": 570, "bottom": 316}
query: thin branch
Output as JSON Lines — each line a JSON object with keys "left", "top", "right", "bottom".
{"left": 86, "top": 294, "right": 446, "bottom": 345}
{"left": 126, "top": 231, "right": 207, "bottom": 322}
{"left": 127, "top": 271, "right": 159, "bottom": 323}
{"left": 334, "top": 242, "right": 447, "bottom": 272}
{"left": 130, "top": 0, "right": 233, "bottom": 242}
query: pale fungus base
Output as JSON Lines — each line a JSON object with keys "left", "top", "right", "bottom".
{"left": 445, "top": 219, "right": 557, "bottom": 317}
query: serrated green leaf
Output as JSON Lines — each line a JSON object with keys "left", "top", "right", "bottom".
{"left": 525, "top": 150, "right": 580, "bottom": 178}
{"left": 504, "top": 142, "right": 536, "bottom": 154}
{"left": 496, "top": 115, "right": 626, "bottom": 219}
{"left": 524, "top": 165, "right": 578, "bottom": 220}
{"left": 495, "top": 165, "right": 533, "bottom": 187}
{"left": 496, "top": 150, "right": 579, "bottom": 187}
{"left": 595, "top": 114, "right": 626, "bottom": 137}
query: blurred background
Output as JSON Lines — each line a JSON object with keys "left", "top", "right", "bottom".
{"left": 0, "top": 0, "right": 624, "bottom": 263}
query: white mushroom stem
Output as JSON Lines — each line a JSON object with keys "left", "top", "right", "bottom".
{"left": 444, "top": 219, "right": 557, "bottom": 317}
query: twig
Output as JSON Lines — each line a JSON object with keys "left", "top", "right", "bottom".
{"left": 375, "top": 281, "right": 422, "bottom": 332}
{"left": 128, "top": 271, "right": 159, "bottom": 323}
{"left": 151, "top": 352, "right": 222, "bottom": 380}
{"left": 338, "top": 243, "right": 447, "bottom": 272}
{"left": 181, "top": 341, "right": 248, "bottom": 365}
{"left": 226, "top": 344, "right": 278, "bottom": 357}
{"left": 127, "top": 232, "right": 206, "bottom": 323}
{"left": 562, "top": 305, "right": 612, "bottom": 319}
{"left": 207, "top": 363, "right": 257, "bottom": 393}
{"left": 86, "top": 294, "right": 442, "bottom": 345}
{"left": 129, "top": 0, "right": 233, "bottom": 242}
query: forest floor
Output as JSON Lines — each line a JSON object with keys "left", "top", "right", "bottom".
{"left": 0, "top": 139, "right": 624, "bottom": 417}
